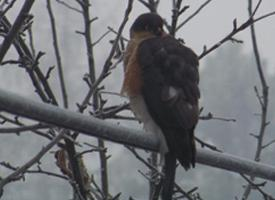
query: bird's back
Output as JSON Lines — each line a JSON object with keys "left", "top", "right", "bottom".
{"left": 137, "top": 35, "right": 200, "bottom": 169}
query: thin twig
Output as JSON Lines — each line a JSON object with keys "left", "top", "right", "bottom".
{"left": 78, "top": 0, "right": 133, "bottom": 113}
{"left": 27, "top": 26, "right": 36, "bottom": 56}
{"left": 47, "top": 0, "right": 68, "bottom": 108}
{"left": 0, "top": 162, "right": 68, "bottom": 180}
{"left": 199, "top": 112, "right": 236, "bottom": 122}
{"left": 170, "top": 0, "right": 182, "bottom": 36}
{"left": 253, "top": 11, "right": 275, "bottom": 23}
{"left": 77, "top": 0, "right": 96, "bottom": 84}
{"left": 107, "top": 26, "right": 129, "bottom": 42}
{"left": 92, "top": 29, "right": 111, "bottom": 47}
{"left": 0, "top": 0, "right": 35, "bottom": 63}
{"left": 242, "top": 0, "right": 270, "bottom": 199}
{"left": 56, "top": 0, "right": 81, "bottom": 13}
{"left": 94, "top": 103, "right": 130, "bottom": 119}
{"left": 76, "top": 1, "right": 110, "bottom": 197}
{"left": 262, "top": 139, "right": 275, "bottom": 149}
{"left": 195, "top": 137, "right": 223, "bottom": 152}
{"left": 0, "top": 113, "right": 53, "bottom": 140}
{"left": 0, "top": 123, "right": 51, "bottom": 133}
{"left": 176, "top": 0, "right": 212, "bottom": 31}
{"left": 241, "top": 174, "right": 275, "bottom": 200}
{"left": 199, "top": 4, "right": 275, "bottom": 59}
{"left": 126, "top": 146, "right": 194, "bottom": 200}
{"left": 137, "top": 0, "right": 159, "bottom": 13}
{"left": 0, "top": 131, "right": 65, "bottom": 192}
{"left": 0, "top": 0, "right": 17, "bottom": 20}
{"left": 31, "top": 52, "right": 59, "bottom": 105}
{"left": 0, "top": 16, "right": 58, "bottom": 105}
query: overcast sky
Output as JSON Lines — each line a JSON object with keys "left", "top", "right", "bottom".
{"left": 1, "top": 1, "right": 275, "bottom": 199}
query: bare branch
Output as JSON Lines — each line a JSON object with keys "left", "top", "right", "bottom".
{"left": 0, "top": 16, "right": 59, "bottom": 105}
{"left": 0, "top": 123, "right": 51, "bottom": 133}
{"left": 253, "top": 11, "right": 275, "bottom": 23}
{"left": 176, "top": 0, "right": 212, "bottom": 31}
{"left": 47, "top": 0, "right": 68, "bottom": 108}
{"left": 242, "top": 0, "right": 270, "bottom": 199}
{"left": 0, "top": 162, "right": 68, "bottom": 180}
{"left": 195, "top": 137, "right": 222, "bottom": 152}
{"left": 199, "top": 5, "right": 275, "bottom": 59}
{"left": 92, "top": 29, "right": 111, "bottom": 47}
{"left": 107, "top": 26, "right": 129, "bottom": 42}
{"left": 241, "top": 174, "right": 275, "bottom": 200}
{"left": 77, "top": 0, "right": 96, "bottom": 84}
{"left": 199, "top": 112, "right": 236, "bottom": 122}
{"left": 0, "top": 131, "right": 65, "bottom": 192}
{"left": 56, "top": 0, "right": 81, "bottom": 13}
{"left": 137, "top": 0, "right": 159, "bottom": 13}
{"left": 27, "top": 26, "right": 36, "bottom": 56}
{"left": 0, "top": 0, "right": 35, "bottom": 63}
{"left": 127, "top": 146, "right": 194, "bottom": 200}
{"left": 262, "top": 139, "right": 275, "bottom": 149}
{"left": 170, "top": 0, "right": 182, "bottom": 36}
{"left": 79, "top": 0, "right": 133, "bottom": 112}
{"left": 0, "top": 113, "right": 53, "bottom": 140}
{"left": 0, "top": 0, "right": 17, "bottom": 19}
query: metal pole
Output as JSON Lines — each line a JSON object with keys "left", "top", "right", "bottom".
{"left": 0, "top": 88, "right": 274, "bottom": 181}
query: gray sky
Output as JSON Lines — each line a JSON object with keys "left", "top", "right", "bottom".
{"left": 1, "top": 1, "right": 275, "bottom": 199}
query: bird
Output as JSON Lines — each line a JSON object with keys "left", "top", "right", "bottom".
{"left": 121, "top": 13, "right": 200, "bottom": 199}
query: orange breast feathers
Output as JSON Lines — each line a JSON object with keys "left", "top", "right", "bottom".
{"left": 121, "top": 39, "right": 143, "bottom": 97}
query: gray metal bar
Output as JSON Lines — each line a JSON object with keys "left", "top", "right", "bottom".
{"left": 0, "top": 88, "right": 274, "bottom": 181}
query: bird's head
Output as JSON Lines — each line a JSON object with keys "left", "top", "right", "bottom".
{"left": 130, "top": 13, "right": 165, "bottom": 39}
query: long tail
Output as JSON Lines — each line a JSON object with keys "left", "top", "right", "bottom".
{"left": 161, "top": 152, "right": 177, "bottom": 200}
{"left": 161, "top": 128, "right": 196, "bottom": 199}
{"left": 165, "top": 128, "right": 196, "bottom": 170}
{"left": 176, "top": 129, "right": 196, "bottom": 170}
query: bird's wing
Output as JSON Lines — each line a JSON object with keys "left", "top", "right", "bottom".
{"left": 137, "top": 35, "right": 200, "bottom": 168}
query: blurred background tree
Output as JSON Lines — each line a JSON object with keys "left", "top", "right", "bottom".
{"left": 0, "top": 1, "right": 274, "bottom": 200}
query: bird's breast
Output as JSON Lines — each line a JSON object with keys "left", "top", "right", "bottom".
{"left": 121, "top": 40, "right": 143, "bottom": 97}
{"left": 129, "top": 95, "right": 168, "bottom": 156}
